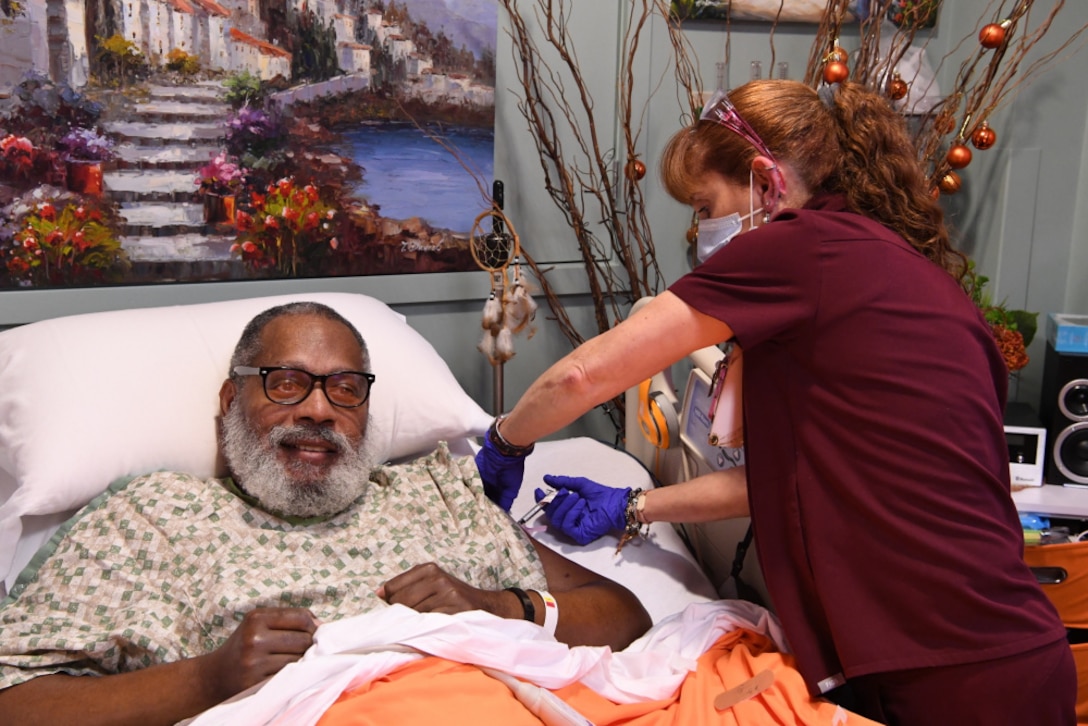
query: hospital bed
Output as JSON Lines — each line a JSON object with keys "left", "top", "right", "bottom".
{"left": 0, "top": 291, "right": 870, "bottom": 724}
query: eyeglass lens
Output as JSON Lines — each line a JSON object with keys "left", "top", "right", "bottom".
{"left": 263, "top": 368, "right": 372, "bottom": 407}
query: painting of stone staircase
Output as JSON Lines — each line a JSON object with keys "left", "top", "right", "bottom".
{"left": 103, "top": 81, "right": 243, "bottom": 281}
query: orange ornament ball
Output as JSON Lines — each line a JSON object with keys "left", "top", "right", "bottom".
{"left": 971, "top": 122, "right": 997, "bottom": 150}
{"left": 934, "top": 112, "right": 957, "bottom": 136}
{"left": 946, "top": 143, "right": 973, "bottom": 170}
{"left": 823, "top": 61, "right": 850, "bottom": 85}
{"left": 938, "top": 171, "right": 962, "bottom": 195}
{"left": 827, "top": 47, "right": 848, "bottom": 64}
{"left": 887, "top": 75, "right": 908, "bottom": 101}
{"left": 625, "top": 158, "right": 647, "bottom": 181}
{"left": 979, "top": 22, "right": 1007, "bottom": 49}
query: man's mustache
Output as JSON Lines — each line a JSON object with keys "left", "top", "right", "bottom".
{"left": 268, "top": 424, "right": 352, "bottom": 454}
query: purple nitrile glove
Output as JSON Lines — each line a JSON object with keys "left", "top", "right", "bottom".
{"left": 475, "top": 434, "right": 526, "bottom": 511}
{"left": 535, "top": 474, "right": 630, "bottom": 546}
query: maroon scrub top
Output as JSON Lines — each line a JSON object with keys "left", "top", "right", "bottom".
{"left": 670, "top": 193, "right": 1066, "bottom": 693}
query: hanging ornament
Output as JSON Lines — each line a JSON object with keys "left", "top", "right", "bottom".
{"left": 938, "top": 171, "right": 962, "bottom": 195}
{"left": 823, "top": 60, "right": 850, "bottom": 84}
{"left": 886, "top": 72, "right": 908, "bottom": 101}
{"left": 625, "top": 158, "right": 646, "bottom": 181}
{"left": 979, "top": 20, "right": 1011, "bottom": 50}
{"left": 946, "top": 142, "right": 973, "bottom": 169}
{"left": 826, "top": 39, "right": 848, "bottom": 64}
{"left": 971, "top": 121, "right": 997, "bottom": 150}
{"left": 933, "top": 111, "right": 957, "bottom": 136}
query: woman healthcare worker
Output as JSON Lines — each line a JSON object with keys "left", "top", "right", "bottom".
{"left": 475, "top": 79, "right": 1075, "bottom": 725}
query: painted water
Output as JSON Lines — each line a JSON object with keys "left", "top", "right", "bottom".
{"left": 338, "top": 122, "right": 494, "bottom": 233}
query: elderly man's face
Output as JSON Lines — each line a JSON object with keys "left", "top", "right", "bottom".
{"left": 218, "top": 314, "right": 380, "bottom": 518}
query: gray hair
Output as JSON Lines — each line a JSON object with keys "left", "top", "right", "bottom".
{"left": 229, "top": 302, "right": 370, "bottom": 380}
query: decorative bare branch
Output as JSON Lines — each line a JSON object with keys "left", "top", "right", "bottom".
{"left": 497, "top": 0, "right": 700, "bottom": 430}
{"left": 807, "top": 0, "right": 1088, "bottom": 190}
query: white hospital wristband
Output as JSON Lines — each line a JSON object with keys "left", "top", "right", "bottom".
{"left": 535, "top": 590, "right": 558, "bottom": 636}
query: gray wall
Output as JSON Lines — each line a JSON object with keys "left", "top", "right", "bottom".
{"left": 2, "top": 1, "right": 1086, "bottom": 440}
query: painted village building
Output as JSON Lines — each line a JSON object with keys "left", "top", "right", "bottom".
{"left": 3, "top": 1, "right": 490, "bottom": 111}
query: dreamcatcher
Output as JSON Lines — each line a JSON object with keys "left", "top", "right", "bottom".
{"left": 470, "top": 182, "right": 537, "bottom": 413}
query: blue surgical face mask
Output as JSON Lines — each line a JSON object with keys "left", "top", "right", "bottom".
{"left": 694, "top": 172, "right": 763, "bottom": 264}
{"left": 696, "top": 207, "right": 763, "bottom": 263}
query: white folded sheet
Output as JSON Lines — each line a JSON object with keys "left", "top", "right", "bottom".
{"left": 185, "top": 599, "right": 785, "bottom": 726}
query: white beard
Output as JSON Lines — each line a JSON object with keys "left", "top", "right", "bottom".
{"left": 220, "top": 403, "right": 381, "bottom": 518}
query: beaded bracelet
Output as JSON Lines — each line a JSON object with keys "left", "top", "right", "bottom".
{"left": 488, "top": 414, "right": 535, "bottom": 457}
{"left": 616, "top": 487, "right": 648, "bottom": 553}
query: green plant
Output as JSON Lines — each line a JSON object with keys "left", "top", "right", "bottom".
{"left": 165, "top": 48, "right": 200, "bottom": 75}
{"left": 223, "top": 71, "right": 268, "bottom": 109}
{"left": 232, "top": 177, "right": 340, "bottom": 276}
{"left": 96, "top": 34, "right": 148, "bottom": 87}
{"left": 966, "top": 262, "right": 1037, "bottom": 373}
{"left": 2, "top": 202, "right": 129, "bottom": 286}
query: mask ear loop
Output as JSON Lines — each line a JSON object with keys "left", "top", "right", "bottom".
{"left": 748, "top": 168, "right": 759, "bottom": 230}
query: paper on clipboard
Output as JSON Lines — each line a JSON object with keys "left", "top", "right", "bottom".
{"left": 708, "top": 345, "right": 743, "bottom": 449}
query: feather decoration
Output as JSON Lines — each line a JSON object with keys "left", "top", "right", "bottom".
{"left": 503, "top": 280, "right": 538, "bottom": 338}
{"left": 494, "top": 327, "right": 516, "bottom": 363}
{"left": 477, "top": 329, "right": 497, "bottom": 365}
{"left": 481, "top": 292, "right": 503, "bottom": 331}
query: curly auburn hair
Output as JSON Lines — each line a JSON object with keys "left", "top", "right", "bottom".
{"left": 661, "top": 79, "right": 967, "bottom": 282}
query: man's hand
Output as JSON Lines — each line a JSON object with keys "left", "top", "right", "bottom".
{"left": 378, "top": 563, "right": 505, "bottom": 616}
{"left": 537, "top": 475, "right": 630, "bottom": 545}
{"left": 378, "top": 561, "right": 500, "bottom": 618}
{"left": 474, "top": 435, "right": 527, "bottom": 511}
{"left": 199, "top": 607, "right": 318, "bottom": 703}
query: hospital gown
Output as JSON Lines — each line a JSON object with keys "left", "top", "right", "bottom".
{"left": 0, "top": 442, "right": 546, "bottom": 690}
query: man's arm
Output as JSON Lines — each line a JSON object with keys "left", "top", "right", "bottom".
{"left": 379, "top": 541, "right": 652, "bottom": 651}
{"left": 0, "top": 607, "right": 317, "bottom": 726}
{"left": 530, "top": 539, "right": 653, "bottom": 650}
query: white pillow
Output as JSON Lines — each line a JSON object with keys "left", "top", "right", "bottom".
{"left": 0, "top": 292, "right": 492, "bottom": 586}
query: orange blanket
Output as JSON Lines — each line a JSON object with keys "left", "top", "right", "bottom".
{"left": 318, "top": 628, "right": 877, "bottom": 726}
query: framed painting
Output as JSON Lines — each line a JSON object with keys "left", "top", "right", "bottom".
{"left": 0, "top": 0, "right": 499, "bottom": 291}
{"left": 671, "top": 1, "right": 939, "bottom": 27}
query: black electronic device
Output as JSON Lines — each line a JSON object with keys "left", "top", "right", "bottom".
{"left": 1040, "top": 342, "right": 1088, "bottom": 486}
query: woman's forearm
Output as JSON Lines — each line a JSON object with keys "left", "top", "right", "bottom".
{"left": 641, "top": 466, "right": 750, "bottom": 523}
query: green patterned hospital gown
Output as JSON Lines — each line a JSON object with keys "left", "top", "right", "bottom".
{"left": 0, "top": 443, "right": 546, "bottom": 690}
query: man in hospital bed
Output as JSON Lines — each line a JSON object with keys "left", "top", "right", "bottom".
{"left": 0, "top": 301, "right": 652, "bottom": 725}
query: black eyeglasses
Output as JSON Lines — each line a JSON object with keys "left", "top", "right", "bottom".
{"left": 234, "top": 366, "right": 375, "bottom": 408}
